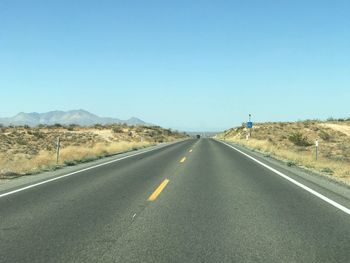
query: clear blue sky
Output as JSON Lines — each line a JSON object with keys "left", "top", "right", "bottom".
{"left": 1, "top": 0, "right": 349, "bottom": 131}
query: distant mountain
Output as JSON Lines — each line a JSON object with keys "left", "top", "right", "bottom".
{"left": 0, "top": 110, "right": 148, "bottom": 127}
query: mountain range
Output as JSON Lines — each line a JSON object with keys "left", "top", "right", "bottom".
{"left": 0, "top": 110, "right": 148, "bottom": 127}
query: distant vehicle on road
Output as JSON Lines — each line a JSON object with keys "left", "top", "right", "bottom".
{"left": 196, "top": 135, "right": 201, "bottom": 139}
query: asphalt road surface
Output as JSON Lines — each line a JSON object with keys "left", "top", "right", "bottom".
{"left": 1, "top": 139, "right": 349, "bottom": 262}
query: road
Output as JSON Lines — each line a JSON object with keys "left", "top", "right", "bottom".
{"left": 1, "top": 138, "right": 349, "bottom": 262}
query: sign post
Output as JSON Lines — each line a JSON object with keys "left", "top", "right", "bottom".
{"left": 315, "top": 139, "right": 319, "bottom": 161}
{"left": 247, "top": 114, "right": 253, "bottom": 137}
{"left": 56, "top": 137, "right": 61, "bottom": 166}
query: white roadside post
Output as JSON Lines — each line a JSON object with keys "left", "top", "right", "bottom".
{"left": 56, "top": 137, "right": 61, "bottom": 166}
{"left": 315, "top": 139, "right": 319, "bottom": 161}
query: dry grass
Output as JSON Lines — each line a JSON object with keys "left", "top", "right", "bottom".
{"left": 0, "top": 124, "right": 186, "bottom": 177}
{"left": 59, "top": 141, "right": 152, "bottom": 165}
{"left": 217, "top": 120, "right": 350, "bottom": 184}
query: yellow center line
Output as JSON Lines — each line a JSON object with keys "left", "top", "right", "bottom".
{"left": 148, "top": 179, "right": 170, "bottom": 201}
{"left": 189, "top": 149, "right": 193, "bottom": 153}
{"left": 180, "top": 157, "right": 186, "bottom": 163}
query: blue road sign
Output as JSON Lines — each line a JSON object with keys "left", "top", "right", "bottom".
{"left": 247, "top": 122, "right": 253, "bottom": 128}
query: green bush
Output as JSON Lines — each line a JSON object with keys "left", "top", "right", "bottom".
{"left": 288, "top": 132, "right": 312, "bottom": 147}
{"left": 319, "top": 130, "right": 331, "bottom": 141}
{"left": 64, "top": 160, "right": 78, "bottom": 166}
{"left": 80, "top": 157, "right": 97, "bottom": 163}
{"left": 112, "top": 126, "right": 123, "bottom": 133}
{"left": 67, "top": 124, "right": 78, "bottom": 131}
{"left": 287, "top": 161, "right": 296, "bottom": 167}
{"left": 33, "top": 131, "right": 45, "bottom": 139}
{"left": 321, "top": 167, "right": 334, "bottom": 174}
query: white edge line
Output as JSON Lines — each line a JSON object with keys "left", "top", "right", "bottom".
{"left": 218, "top": 140, "right": 350, "bottom": 216}
{"left": 0, "top": 141, "right": 180, "bottom": 199}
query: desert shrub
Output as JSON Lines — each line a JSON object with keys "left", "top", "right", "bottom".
{"left": 112, "top": 126, "right": 123, "bottom": 133}
{"left": 328, "top": 117, "right": 346, "bottom": 122}
{"left": 319, "top": 130, "right": 331, "bottom": 141}
{"left": 288, "top": 132, "right": 312, "bottom": 147}
{"left": 80, "top": 156, "right": 98, "bottom": 163}
{"left": 147, "top": 130, "right": 158, "bottom": 137}
{"left": 94, "top": 124, "right": 103, "bottom": 129}
{"left": 16, "top": 137, "right": 27, "bottom": 145}
{"left": 155, "top": 138, "right": 164, "bottom": 143}
{"left": 135, "top": 126, "right": 144, "bottom": 133}
{"left": 287, "top": 161, "right": 296, "bottom": 167}
{"left": 67, "top": 124, "right": 78, "bottom": 131}
{"left": 64, "top": 160, "right": 78, "bottom": 166}
{"left": 53, "top": 123, "right": 63, "bottom": 128}
{"left": 153, "top": 129, "right": 162, "bottom": 135}
{"left": 321, "top": 167, "right": 334, "bottom": 174}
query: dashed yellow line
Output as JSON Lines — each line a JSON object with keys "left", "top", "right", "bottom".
{"left": 189, "top": 149, "right": 193, "bottom": 153}
{"left": 180, "top": 157, "right": 186, "bottom": 163}
{"left": 148, "top": 179, "right": 170, "bottom": 201}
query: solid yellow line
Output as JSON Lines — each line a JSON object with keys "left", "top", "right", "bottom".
{"left": 148, "top": 179, "right": 170, "bottom": 201}
{"left": 180, "top": 157, "right": 186, "bottom": 163}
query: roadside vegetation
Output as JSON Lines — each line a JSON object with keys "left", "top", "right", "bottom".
{"left": 0, "top": 124, "right": 187, "bottom": 178}
{"left": 217, "top": 119, "right": 350, "bottom": 184}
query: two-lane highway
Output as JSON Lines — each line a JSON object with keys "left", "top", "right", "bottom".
{"left": 1, "top": 139, "right": 349, "bottom": 262}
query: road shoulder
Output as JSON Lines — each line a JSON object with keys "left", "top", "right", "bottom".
{"left": 0, "top": 140, "right": 183, "bottom": 196}
{"left": 216, "top": 139, "right": 350, "bottom": 212}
